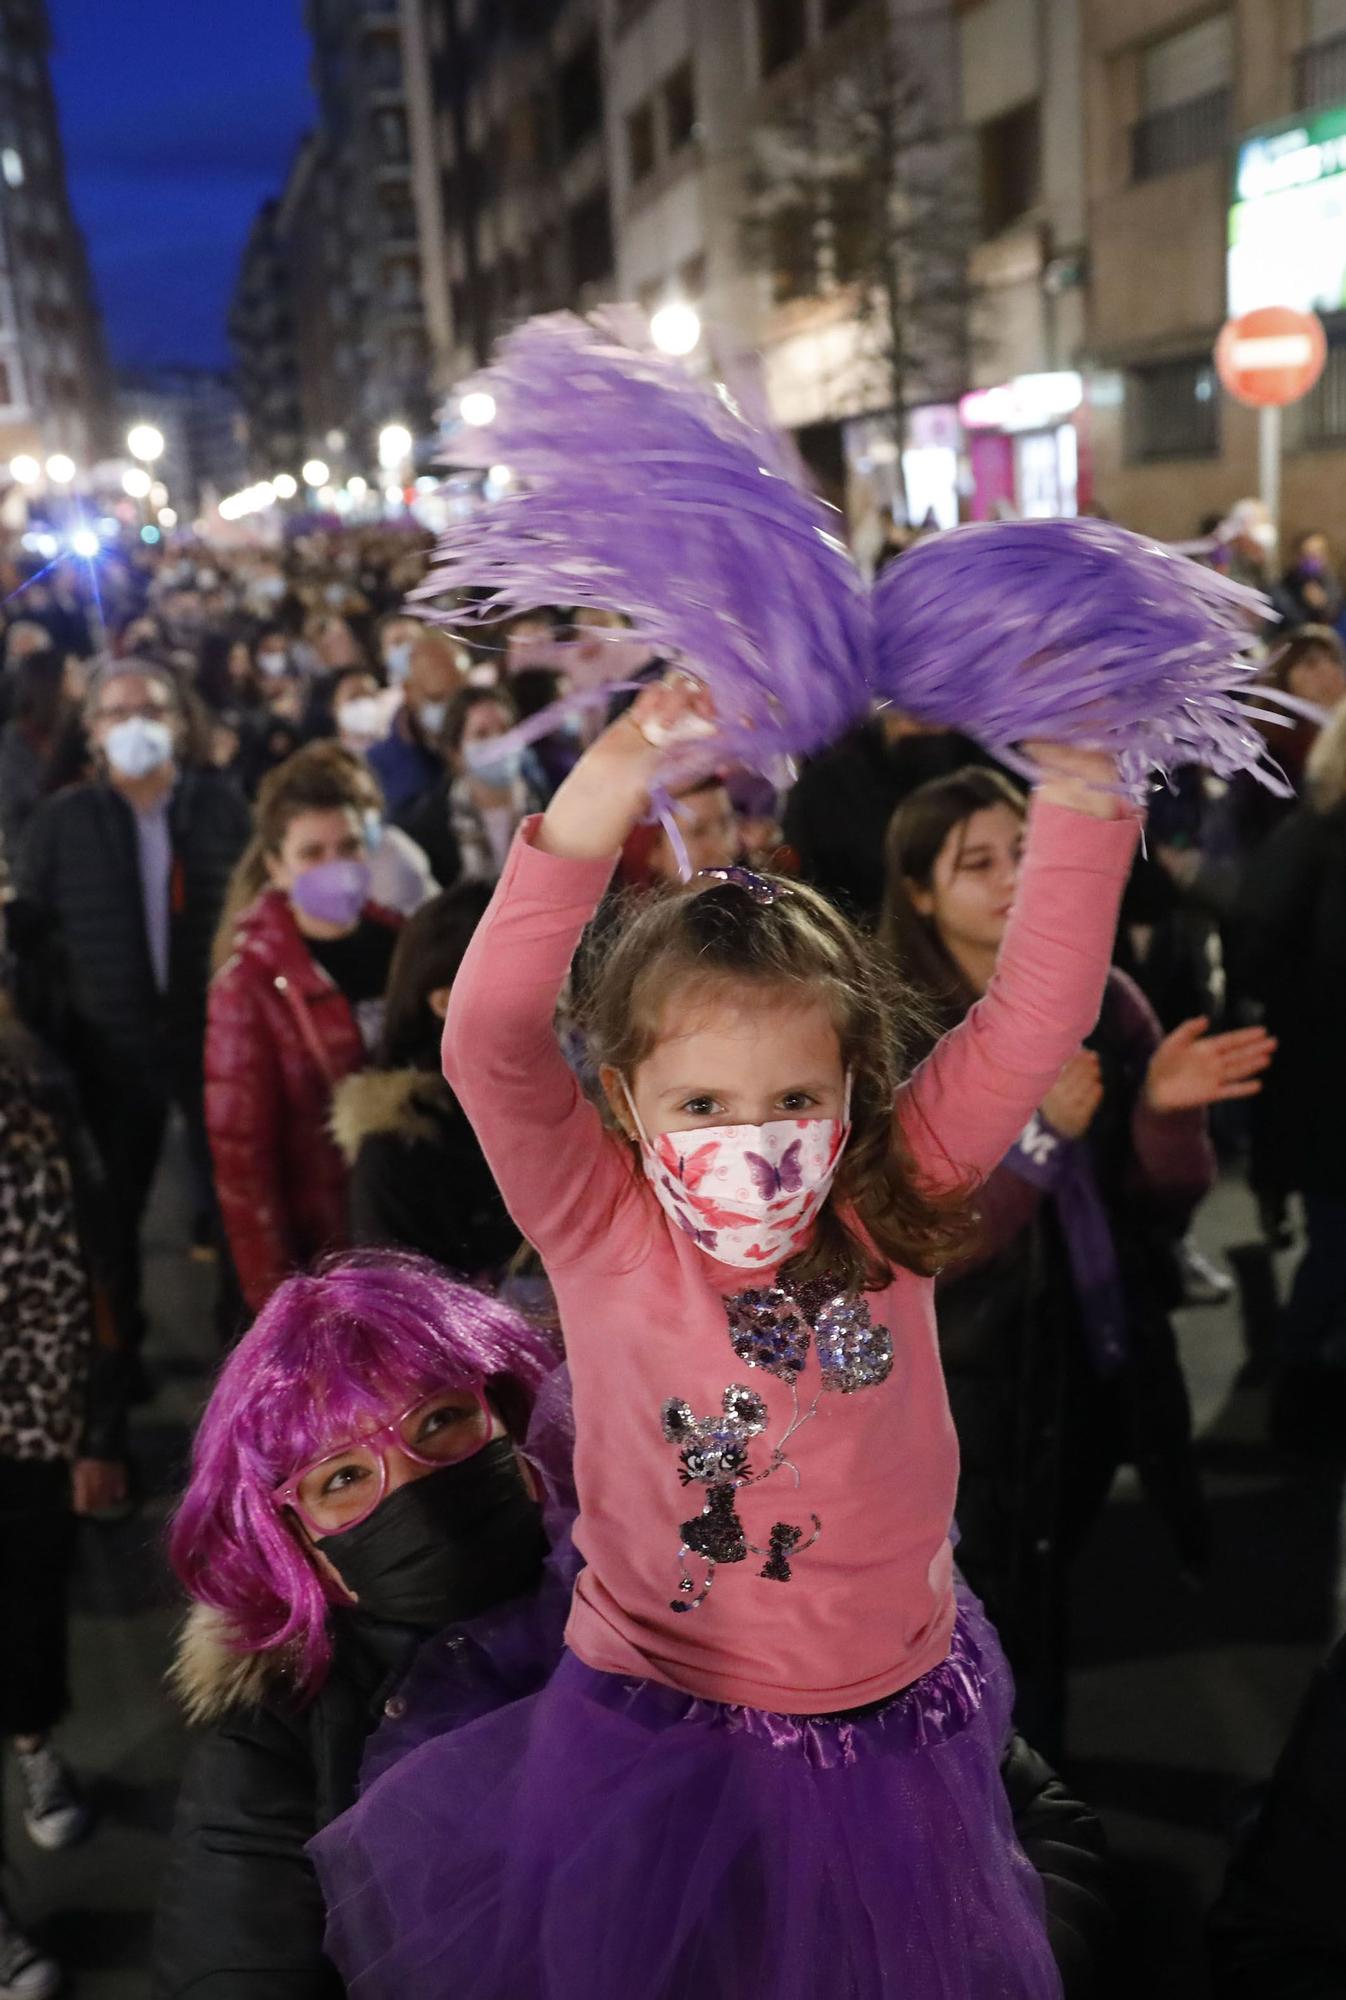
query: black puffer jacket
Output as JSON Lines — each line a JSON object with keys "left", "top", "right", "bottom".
{"left": 153, "top": 1605, "right": 425, "bottom": 2000}
{"left": 935, "top": 972, "right": 1212, "bottom": 1756}
{"left": 1236, "top": 799, "right": 1346, "bottom": 1201}
{"left": 1208, "top": 1635, "right": 1346, "bottom": 1997}
{"left": 330, "top": 1066, "right": 519, "bottom": 1275}
{"left": 12, "top": 771, "right": 250, "bottom": 1088}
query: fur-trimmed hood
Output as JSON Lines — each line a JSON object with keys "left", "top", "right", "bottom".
{"left": 329, "top": 1065, "right": 451, "bottom": 1165}
{"left": 169, "top": 1602, "right": 296, "bottom": 1725}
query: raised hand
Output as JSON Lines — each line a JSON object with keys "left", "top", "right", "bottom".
{"left": 538, "top": 675, "right": 715, "bottom": 862}
{"left": 1143, "top": 1016, "right": 1276, "bottom": 1114}
{"left": 1040, "top": 1049, "right": 1104, "bottom": 1138}
{"left": 1022, "top": 743, "right": 1127, "bottom": 821}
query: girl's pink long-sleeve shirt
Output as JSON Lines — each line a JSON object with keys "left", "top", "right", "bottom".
{"left": 444, "top": 801, "right": 1138, "bottom": 1713}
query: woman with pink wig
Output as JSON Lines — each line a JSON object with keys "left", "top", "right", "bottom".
{"left": 151, "top": 1250, "right": 563, "bottom": 2000}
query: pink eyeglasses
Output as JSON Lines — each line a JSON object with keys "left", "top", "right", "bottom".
{"left": 272, "top": 1388, "right": 493, "bottom": 1538}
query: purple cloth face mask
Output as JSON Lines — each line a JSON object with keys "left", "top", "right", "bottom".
{"left": 290, "top": 858, "right": 371, "bottom": 928}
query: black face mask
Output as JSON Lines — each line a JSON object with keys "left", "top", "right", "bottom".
{"left": 316, "top": 1438, "right": 548, "bottom": 1630}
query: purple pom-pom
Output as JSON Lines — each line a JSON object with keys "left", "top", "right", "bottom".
{"left": 872, "top": 518, "right": 1280, "bottom": 800}
{"left": 415, "top": 313, "right": 871, "bottom": 770}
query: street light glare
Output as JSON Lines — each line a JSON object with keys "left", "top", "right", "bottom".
{"left": 122, "top": 467, "right": 152, "bottom": 498}
{"left": 45, "top": 453, "right": 77, "bottom": 484}
{"left": 9, "top": 455, "right": 40, "bottom": 484}
{"left": 158, "top": 507, "right": 178, "bottom": 527}
{"left": 347, "top": 474, "right": 368, "bottom": 500}
{"left": 459, "top": 391, "right": 496, "bottom": 428}
{"left": 127, "top": 424, "right": 165, "bottom": 464}
{"left": 271, "top": 472, "right": 298, "bottom": 500}
{"left": 69, "top": 528, "right": 100, "bottom": 559}
{"left": 650, "top": 302, "right": 701, "bottom": 357}
{"left": 302, "top": 459, "right": 330, "bottom": 487}
{"left": 378, "top": 423, "right": 413, "bottom": 468}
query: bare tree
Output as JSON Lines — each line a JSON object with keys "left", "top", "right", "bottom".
{"left": 741, "top": 23, "right": 981, "bottom": 521}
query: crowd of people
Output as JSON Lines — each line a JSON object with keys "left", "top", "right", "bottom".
{"left": 0, "top": 506, "right": 1342, "bottom": 1995}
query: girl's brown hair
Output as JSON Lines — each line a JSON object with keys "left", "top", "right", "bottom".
{"left": 879, "top": 766, "right": 1026, "bottom": 1043}
{"left": 581, "top": 873, "right": 971, "bottom": 1290}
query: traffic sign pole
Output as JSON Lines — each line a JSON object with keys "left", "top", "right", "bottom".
{"left": 1258, "top": 404, "right": 1282, "bottom": 558}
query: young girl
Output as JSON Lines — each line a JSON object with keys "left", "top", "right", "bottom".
{"left": 312, "top": 679, "right": 1140, "bottom": 1998}
{"left": 881, "top": 766, "right": 1273, "bottom": 1756}
{"left": 154, "top": 1251, "right": 561, "bottom": 1998}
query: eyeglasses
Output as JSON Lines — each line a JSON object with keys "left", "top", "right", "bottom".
{"left": 272, "top": 1389, "right": 493, "bottom": 1538}
{"left": 98, "top": 701, "right": 172, "bottom": 724}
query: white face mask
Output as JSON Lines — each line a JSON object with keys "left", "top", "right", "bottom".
{"left": 416, "top": 697, "right": 449, "bottom": 737}
{"left": 336, "top": 695, "right": 390, "bottom": 747}
{"left": 104, "top": 715, "right": 174, "bottom": 780}
{"left": 621, "top": 1077, "right": 851, "bottom": 1268}
{"left": 258, "top": 648, "right": 290, "bottom": 679}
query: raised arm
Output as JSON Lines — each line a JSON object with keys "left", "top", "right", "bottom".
{"left": 443, "top": 680, "right": 712, "bottom": 1266}
{"left": 897, "top": 750, "right": 1139, "bottom": 1192}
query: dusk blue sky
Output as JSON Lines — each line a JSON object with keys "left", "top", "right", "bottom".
{"left": 47, "top": 1, "right": 315, "bottom": 372}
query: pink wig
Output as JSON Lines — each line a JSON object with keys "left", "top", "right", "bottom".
{"left": 168, "top": 1250, "right": 559, "bottom": 1694}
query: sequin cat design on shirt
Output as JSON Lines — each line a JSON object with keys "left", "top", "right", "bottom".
{"left": 656, "top": 1279, "right": 892, "bottom": 1612}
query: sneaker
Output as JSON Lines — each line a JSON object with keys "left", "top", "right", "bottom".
{"left": 1178, "top": 1238, "right": 1234, "bottom": 1307}
{"left": 0, "top": 1905, "right": 59, "bottom": 1999}
{"left": 15, "top": 1743, "right": 92, "bottom": 1852}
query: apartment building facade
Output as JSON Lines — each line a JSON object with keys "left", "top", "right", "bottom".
{"left": 400, "top": 0, "right": 615, "bottom": 394}
{"left": 0, "top": 0, "right": 108, "bottom": 474}
{"left": 1083, "top": 0, "right": 1346, "bottom": 539}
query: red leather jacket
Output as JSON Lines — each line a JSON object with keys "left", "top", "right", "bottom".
{"left": 205, "top": 890, "right": 400, "bottom": 1312}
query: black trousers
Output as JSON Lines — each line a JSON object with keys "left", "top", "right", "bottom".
{"left": 82, "top": 1055, "right": 216, "bottom": 1350}
{"left": 0, "top": 1457, "right": 73, "bottom": 1742}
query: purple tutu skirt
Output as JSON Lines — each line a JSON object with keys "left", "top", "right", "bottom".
{"left": 312, "top": 1581, "right": 1060, "bottom": 2000}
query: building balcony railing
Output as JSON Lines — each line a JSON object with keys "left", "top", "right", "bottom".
{"left": 1296, "top": 31, "right": 1346, "bottom": 109}
{"left": 1130, "top": 86, "right": 1231, "bottom": 183}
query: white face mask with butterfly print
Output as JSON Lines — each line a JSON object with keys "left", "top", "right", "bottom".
{"left": 621, "top": 1076, "right": 852, "bottom": 1269}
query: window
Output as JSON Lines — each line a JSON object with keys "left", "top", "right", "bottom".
{"left": 1299, "top": 0, "right": 1346, "bottom": 105}
{"left": 568, "top": 189, "right": 614, "bottom": 288}
{"left": 374, "top": 107, "right": 409, "bottom": 163}
{"left": 663, "top": 62, "right": 696, "bottom": 151}
{"left": 1126, "top": 357, "right": 1219, "bottom": 461}
{"left": 769, "top": 207, "right": 816, "bottom": 304}
{"left": 559, "top": 38, "right": 603, "bottom": 156}
{"left": 977, "top": 100, "right": 1040, "bottom": 235}
{"left": 757, "top": 0, "right": 808, "bottom": 78}
{"left": 1132, "top": 16, "right": 1232, "bottom": 181}
{"left": 1293, "top": 335, "right": 1346, "bottom": 444}
{"left": 627, "top": 99, "right": 656, "bottom": 184}
{"left": 822, "top": 0, "right": 864, "bottom": 22}
{"left": 678, "top": 251, "right": 707, "bottom": 299}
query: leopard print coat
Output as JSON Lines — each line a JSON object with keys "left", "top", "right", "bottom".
{"left": 0, "top": 1050, "right": 92, "bottom": 1461}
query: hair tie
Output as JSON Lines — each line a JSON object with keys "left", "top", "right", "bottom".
{"left": 692, "top": 866, "right": 787, "bottom": 906}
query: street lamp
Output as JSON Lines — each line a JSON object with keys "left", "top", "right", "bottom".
{"left": 126, "top": 423, "right": 165, "bottom": 466}
{"left": 378, "top": 422, "right": 413, "bottom": 469}
{"left": 9, "top": 454, "right": 39, "bottom": 484}
{"left": 650, "top": 302, "right": 701, "bottom": 357}
{"left": 122, "top": 467, "right": 152, "bottom": 498}
{"left": 45, "top": 453, "right": 76, "bottom": 484}
{"left": 459, "top": 391, "right": 495, "bottom": 428}
{"left": 302, "top": 458, "right": 330, "bottom": 488}
{"left": 272, "top": 472, "right": 298, "bottom": 500}
{"left": 347, "top": 475, "right": 368, "bottom": 501}
{"left": 158, "top": 506, "right": 178, "bottom": 528}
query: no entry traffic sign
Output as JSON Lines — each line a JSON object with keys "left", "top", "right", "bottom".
{"left": 1215, "top": 305, "right": 1328, "bottom": 409}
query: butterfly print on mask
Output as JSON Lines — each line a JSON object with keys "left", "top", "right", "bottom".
{"left": 745, "top": 1141, "right": 804, "bottom": 1201}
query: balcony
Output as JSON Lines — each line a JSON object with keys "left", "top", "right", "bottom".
{"left": 1297, "top": 31, "right": 1346, "bottom": 108}
{"left": 1130, "top": 86, "right": 1230, "bottom": 182}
